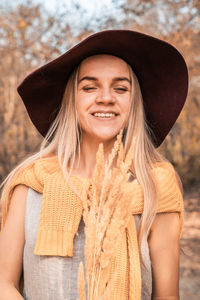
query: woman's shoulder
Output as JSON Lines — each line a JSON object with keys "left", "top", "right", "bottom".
{"left": 34, "top": 155, "right": 60, "bottom": 173}
{"left": 18, "top": 155, "right": 60, "bottom": 177}
{"left": 150, "top": 161, "right": 184, "bottom": 237}
{"left": 6, "top": 155, "right": 60, "bottom": 197}
{"left": 151, "top": 161, "right": 181, "bottom": 190}
{"left": 151, "top": 161, "right": 176, "bottom": 174}
{"left": 152, "top": 161, "right": 184, "bottom": 213}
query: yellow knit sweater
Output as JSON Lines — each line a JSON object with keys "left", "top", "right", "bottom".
{"left": 1, "top": 157, "right": 184, "bottom": 300}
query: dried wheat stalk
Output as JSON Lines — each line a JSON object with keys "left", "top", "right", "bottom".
{"left": 77, "top": 132, "right": 136, "bottom": 300}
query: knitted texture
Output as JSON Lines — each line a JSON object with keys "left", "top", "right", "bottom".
{"left": 1, "top": 157, "right": 184, "bottom": 299}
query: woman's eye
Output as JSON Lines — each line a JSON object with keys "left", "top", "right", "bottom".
{"left": 82, "top": 87, "right": 96, "bottom": 91}
{"left": 115, "top": 87, "right": 128, "bottom": 93}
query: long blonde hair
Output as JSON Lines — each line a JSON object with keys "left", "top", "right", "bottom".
{"left": 1, "top": 58, "right": 166, "bottom": 267}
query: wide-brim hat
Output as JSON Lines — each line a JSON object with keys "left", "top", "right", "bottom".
{"left": 17, "top": 30, "right": 188, "bottom": 147}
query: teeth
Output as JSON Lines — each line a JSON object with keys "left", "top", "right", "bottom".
{"left": 93, "top": 113, "right": 116, "bottom": 118}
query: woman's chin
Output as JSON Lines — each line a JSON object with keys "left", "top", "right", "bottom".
{"left": 89, "top": 130, "right": 121, "bottom": 143}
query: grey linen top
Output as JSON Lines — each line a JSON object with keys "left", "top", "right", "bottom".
{"left": 22, "top": 188, "right": 152, "bottom": 300}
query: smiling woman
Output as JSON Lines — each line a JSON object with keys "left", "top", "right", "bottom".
{"left": 0, "top": 30, "right": 188, "bottom": 300}
{"left": 76, "top": 55, "right": 132, "bottom": 158}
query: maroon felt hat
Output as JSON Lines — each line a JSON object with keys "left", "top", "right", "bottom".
{"left": 17, "top": 29, "right": 188, "bottom": 147}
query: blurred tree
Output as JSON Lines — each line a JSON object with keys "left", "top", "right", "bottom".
{"left": 0, "top": 1, "right": 74, "bottom": 179}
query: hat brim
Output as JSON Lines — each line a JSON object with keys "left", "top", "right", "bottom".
{"left": 17, "top": 30, "right": 188, "bottom": 147}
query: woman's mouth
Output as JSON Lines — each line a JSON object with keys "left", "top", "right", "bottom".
{"left": 92, "top": 112, "right": 118, "bottom": 118}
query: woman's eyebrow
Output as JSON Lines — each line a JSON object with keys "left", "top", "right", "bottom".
{"left": 78, "top": 76, "right": 98, "bottom": 83}
{"left": 112, "top": 77, "right": 131, "bottom": 84}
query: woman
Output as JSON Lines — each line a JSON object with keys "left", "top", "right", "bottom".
{"left": 0, "top": 30, "right": 188, "bottom": 300}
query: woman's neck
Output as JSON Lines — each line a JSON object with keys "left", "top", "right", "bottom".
{"left": 73, "top": 136, "right": 116, "bottom": 178}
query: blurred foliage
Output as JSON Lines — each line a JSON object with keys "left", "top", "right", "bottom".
{"left": 0, "top": 0, "right": 199, "bottom": 192}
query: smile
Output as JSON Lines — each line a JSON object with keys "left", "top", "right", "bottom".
{"left": 92, "top": 112, "right": 118, "bottom": 118}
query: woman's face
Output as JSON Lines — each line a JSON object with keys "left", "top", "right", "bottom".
{"left": 76, "top": 54, "right": 132, "bottom": 143}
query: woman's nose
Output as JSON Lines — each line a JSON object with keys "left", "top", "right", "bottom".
{"left": 95, "top": 87, "right": 115, "bottom": 105}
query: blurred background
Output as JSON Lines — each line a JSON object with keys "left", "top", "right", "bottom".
{"left": 0, "top": 0, "right": 199, "bottom": 298}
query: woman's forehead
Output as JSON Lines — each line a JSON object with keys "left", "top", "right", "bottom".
{"left": 79, "top": 54, "right": 130, "bottom": 78}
